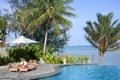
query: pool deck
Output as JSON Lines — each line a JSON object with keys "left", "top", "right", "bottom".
{"left": 0, "top": 63, "right": 97, "bottom": 80}
{"left": 0, "top": 64, "right": 60, "bottom": 80}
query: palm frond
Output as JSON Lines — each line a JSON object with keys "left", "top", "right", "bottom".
{"left": 84, "top": 12, "right": 120, "bottom": 54}
{"left": 85, "top": 36, "right": 98, "bottom": 48}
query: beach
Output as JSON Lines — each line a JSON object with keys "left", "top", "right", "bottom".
{"left": 62, "top": 46, "right": 120, "bottom": 65}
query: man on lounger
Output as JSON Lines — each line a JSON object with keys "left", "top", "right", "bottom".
{"left": 19, "top": 58, "right": 30, "bottom": 72}
{"left": 19, "top": 58, "right": 27, "bottom": 66}
{"left": 27, "top": 60, "right": 38, "bottom": 69}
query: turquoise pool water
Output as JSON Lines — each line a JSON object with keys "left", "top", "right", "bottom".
{"left": 40, "top": 65, "right": 120, "bottom": 80}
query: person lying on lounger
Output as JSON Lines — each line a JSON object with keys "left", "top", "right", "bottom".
{"left": 19, "top": 58, "right": 27, "bottom": 66}
{"left": 27, "top": 60, "right": 38, "bottom": 69}
{"left": 19, "top": 58, "right": 31, "bottom": 71}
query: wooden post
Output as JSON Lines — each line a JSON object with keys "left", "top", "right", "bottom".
{"left": 92, "top": 53, "right": 94, "bottom": 64}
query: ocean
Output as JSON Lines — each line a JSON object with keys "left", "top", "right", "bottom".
{"left": 62, "top": 46, "right": 120, "bottom": 65}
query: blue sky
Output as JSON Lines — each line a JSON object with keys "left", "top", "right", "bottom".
{"left": 68, "top": 0, "right": 120, "bottom": 46}
{"left": 0, "top": 0, "right": 120, "bottom": 46}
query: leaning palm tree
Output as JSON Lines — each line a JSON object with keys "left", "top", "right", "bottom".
{"left": 84, "top": 13, "right": 120, "bottom": 64}
{"left": 23, "top": 0, "right": 75, "bottom": 55}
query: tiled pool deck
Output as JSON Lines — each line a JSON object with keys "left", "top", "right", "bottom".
{"left": 0, "top": 64, "right": 60, "bottom": 80}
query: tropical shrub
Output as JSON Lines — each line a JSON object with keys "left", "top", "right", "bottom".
{"left": 66, "top": 55, "right": 90, "bottom": 64}
{"left": 43, "top": 53, "right": 63, "bottom": 64}
{"left": 79, "top": 56, "right": 89, "bottom": 63}
{"left": 66, "top": 55, "right": 75, "bottom": 64}
{"left": 7, "top": 44, "right": 43, "bottom": 62}
{"left": 43, "top": 55, "right": 90, "bottom": 64}
{"left": 7, "top": 44, "right": 90, "bottom": 65}
{"left": 0, "top": 54, "right": 11, "bottom": 66}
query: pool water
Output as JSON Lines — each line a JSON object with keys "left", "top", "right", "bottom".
{"left": 40, "top": 65, "right": 120, "bottom": 80}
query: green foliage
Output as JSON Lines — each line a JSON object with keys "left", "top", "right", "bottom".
{"left": 33, "top": 27, "right": 69, "bottom": 53}
{"left": 7, "top": 44, "right": 43, "bottom": 62}
{"left": 0, "top": 47, "right": 90, "bottom": 65}
{"left": 0, "top": 55, "right": 11, "bottom": 66}
{"left": 84, "top": 12, "right": 120, "bottom": 50}
{"left": 66, "top": 55, "right": 75, "bottom": 64}
{"left": 43, "top": 53, "right": 63, "bottom": 64}
{"left": 66, "top": 55, "right": 90, "bottom": 64}
{"left": 42, "top": 54, "right": 89, "bottom": 64}
{"left": 6, "top": 0, "right": 75, "bottom": 54}
{"left": 84, "top": 12, "right": 120, "bottom": 64}
{"left": 0, "top": 16, "right": 7, "bottom": 40}
{"left": 78, "top": 56, "right": 89, "bottom": 63}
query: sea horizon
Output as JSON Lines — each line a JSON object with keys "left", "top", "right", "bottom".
{"left": 62, "top": 46, "right": 120, "bottom": 65}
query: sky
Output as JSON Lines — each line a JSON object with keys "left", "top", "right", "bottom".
{"left": 68, "top": 0, "right": 120, "bottom": 46}
{"left": 0, "top": 0, "right": 120, "bottom": 46}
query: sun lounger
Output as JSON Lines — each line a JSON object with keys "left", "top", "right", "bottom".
{"left": 19, "top": 67, "right": 29, "bottom": 72}
{"left": 19, "top": 64, "right": 33, "bottom": 72}
{"left": 9, "top": 67, "right": 18, "bottom": 72}
{"left": 27, "top": 60, "right": 38, "bottom": 70}
{"left": 8, "top": 63, "right": 19, "bottom": 72}
{"left": 8, "top": 59, "right": 38, "bottom": 72}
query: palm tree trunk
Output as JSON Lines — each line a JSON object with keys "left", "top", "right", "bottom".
{"left": 100, "top": 56, "right": 103, "bottom": 64}
{"left": 43, "top": 26, "right": 48, "bottom": 56}
{"left": 99, "top": 52, "right": 104, "bottom": 64}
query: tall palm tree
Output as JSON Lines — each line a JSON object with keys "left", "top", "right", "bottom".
{"left": 22, "top": 0, "right": 75, "bottom": 55}
{"left": 84, "top": 13, "right": 120, "bottom": 64}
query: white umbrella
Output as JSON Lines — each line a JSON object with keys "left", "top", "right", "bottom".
{"left": 9, "top": 36, "right": 38, "bottom": 44}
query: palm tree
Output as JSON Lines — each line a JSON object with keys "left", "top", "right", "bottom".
{"left": 22, "top": 0, "right": 75, "bottom": 55}
{"left": 84, "top": 13, "right": 120, "bottom": 64}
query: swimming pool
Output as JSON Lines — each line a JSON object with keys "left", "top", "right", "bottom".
{"left": 40, "top": 64, "right": 120, "bottom": 80}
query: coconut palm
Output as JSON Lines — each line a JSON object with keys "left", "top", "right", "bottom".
{"left": 22, "top": 0, "right": 75, "bottom": 55}
{"left": 84, "top": 13, "right": 120, "bottom": 64}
